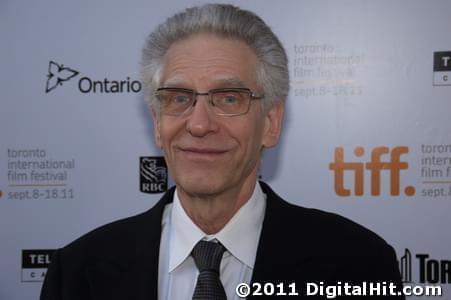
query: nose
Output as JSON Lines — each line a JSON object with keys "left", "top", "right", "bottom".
{"left": 185, "top": 95, "right": 219, "bottom": 137}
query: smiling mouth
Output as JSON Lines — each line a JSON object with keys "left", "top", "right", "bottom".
{"left": 178, "top": 147, "right": 229, "bottom": 159}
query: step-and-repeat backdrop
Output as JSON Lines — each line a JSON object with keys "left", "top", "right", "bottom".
{"left": 1, "top": 0, "right": 450, "bottom": 299}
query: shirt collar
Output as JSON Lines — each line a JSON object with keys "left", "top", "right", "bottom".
{"left": 168, "top": 182, "right": 266, "bottom": 272}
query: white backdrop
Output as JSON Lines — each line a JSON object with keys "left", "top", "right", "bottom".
{"left": 1, "top": 0, "right": 450, "bottom": 299}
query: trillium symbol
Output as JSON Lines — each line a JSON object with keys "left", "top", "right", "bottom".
{"left": 45, "top": 61, "right": 79, "bottom": 93}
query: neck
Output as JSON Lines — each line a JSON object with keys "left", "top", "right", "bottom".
{"left": 176, "top": 173, "right": 258, "bottom": 235}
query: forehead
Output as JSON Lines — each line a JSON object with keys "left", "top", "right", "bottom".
{"left": 161, "top": 33, "right": 258, "bottom": 89}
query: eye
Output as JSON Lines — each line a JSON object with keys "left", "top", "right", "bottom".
{"left": 172, "top": 94, "right": 191, "bottom": 104}
{"left": 214, "top": 91, "right": 245, "bottom": 106}
{"left": 222, "top": 95, "right": 239, "bottom": 104}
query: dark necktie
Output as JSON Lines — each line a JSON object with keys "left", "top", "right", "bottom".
{"left": 191, "top": 240, "right": 227, "bottom": 300}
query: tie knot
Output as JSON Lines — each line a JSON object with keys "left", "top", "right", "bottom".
{"left": 191, "top": 240, "right": 225, "bottom": 273}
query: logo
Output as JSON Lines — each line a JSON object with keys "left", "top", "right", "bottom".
{"left": 21, "top": 249, "right": 55, "bottom": 282}
{"left": 329, "top": 146, "right": 415, "bottom": 197}
{"left": 399, "top": 248, "right": 451, "bottom": 284}
{"left": 433, "top": 51, "right": 451, "bottom": 86}
{"left": 140, "top": 157, "right": 168, "bottom": 193}
{"left": 45, "top": 60, "right": 141, "bottom": 94}
{"left": 45, "top": 61, "right": 79, "bottom": 93}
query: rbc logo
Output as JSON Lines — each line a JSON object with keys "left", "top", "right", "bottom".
{"left": 140, "top": 157, "right": 168, "bottom": 194}
{"left": 329, "top": 146, "right": 415, "bottom": 197}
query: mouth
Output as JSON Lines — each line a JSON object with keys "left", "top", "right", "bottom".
{"left": 177, "top": 146, "right": 229, "bottom": 160}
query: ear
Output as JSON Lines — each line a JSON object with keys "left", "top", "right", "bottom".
{"left": 151, "top": 108, "right": 162, "bottom": 148}
{"left": 262, "top": 101, "right": 284, "bottom": 148}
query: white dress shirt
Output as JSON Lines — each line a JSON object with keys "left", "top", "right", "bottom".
{"left": 158, "top": 183, "right": 266, "bottom": 300}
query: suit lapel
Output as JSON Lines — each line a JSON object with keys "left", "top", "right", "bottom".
{"left": 251, "top": 182, "right": 291, "bottom": 283}
{"left": 86, "top": 188, "right": 175, "bottom": 300}
{"left": 251, "top": 182, "right": 313, "bottom": 285}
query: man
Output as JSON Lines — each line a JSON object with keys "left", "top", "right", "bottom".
{"left": 41, "top": 4, "right": 404, "bottom": 300}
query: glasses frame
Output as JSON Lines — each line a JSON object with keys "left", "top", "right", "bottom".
{"left": 154, "top": 87, "right": 264, "bottom": 116}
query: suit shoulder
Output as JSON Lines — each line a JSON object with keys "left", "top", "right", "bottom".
{"left": 260, "top": 193, "right": 401, "bottom": 283}
{"left": 59, "top": 207, "right": 159, "bottom": 261}
{"left": 291, "top": 200, "right": 389, "bottom": 246}
{"left": 261, "top": 183, "right": 393, "bottom": 256}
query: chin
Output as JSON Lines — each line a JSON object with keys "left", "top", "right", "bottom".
{"left": 176, "top": 176, "right": 227, "bottom": 197}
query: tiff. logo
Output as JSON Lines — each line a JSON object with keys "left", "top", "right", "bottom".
{"left": 329, "top": 146, "right": 415, "bottom": 197}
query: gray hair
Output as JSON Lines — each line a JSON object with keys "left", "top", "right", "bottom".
{"left": 140, "top": 3, "right": 289, "bottom": 111}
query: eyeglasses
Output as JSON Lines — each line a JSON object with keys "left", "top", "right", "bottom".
{"left": 154, "top": 87, "right": 264, "bottom": 116}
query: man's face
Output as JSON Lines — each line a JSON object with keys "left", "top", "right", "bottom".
{"left": 153, "top": 33, "right": 283, "bottom": 197}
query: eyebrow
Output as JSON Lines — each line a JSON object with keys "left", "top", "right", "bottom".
{"left": 212, "top": 77, "right": 247, "bottom": 88}
{"left": 162, "top": 77, "right": 248, "bottom": 89}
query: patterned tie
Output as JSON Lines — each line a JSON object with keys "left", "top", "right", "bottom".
{"left": 191, "top": 240, "right": 227, "bottom": 300}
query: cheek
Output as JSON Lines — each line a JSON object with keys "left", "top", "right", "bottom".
{"left": 154, "top": 126, "right": 162, "bottom": 147}
{"left": 159, "top": 128, "right": 171, "bottom": 148}
{"left": 152, "top": 113, "right": 166, "bottom": 148}
{"left": 241, "top": 122, "right": 265, "bottom": 154}
{"left": 158, "top": 121, "right": 191, "bottom": 154}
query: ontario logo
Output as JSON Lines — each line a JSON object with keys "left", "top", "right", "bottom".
{"left": 45, "top": 60, "right": 142, "bottom": 94}
{"left": 140, "top": 156, "right": 168, "bottom": 194}
{"left": 329, "top": 146, "right": 415, "bottom": 197}
{"left": 45, "top": 61, "right": 79, "bottom": 93}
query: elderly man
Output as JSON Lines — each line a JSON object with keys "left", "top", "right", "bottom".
{"left": 41, "top": 4, "right": 403, "bottom": 300}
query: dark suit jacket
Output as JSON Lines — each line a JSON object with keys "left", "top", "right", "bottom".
{"left": 41, "top": 182, "right": 404, "bottom": 299}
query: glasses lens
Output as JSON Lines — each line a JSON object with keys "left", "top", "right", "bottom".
{"left": 211, "top": 90, "right": 250, "bottom": 115}
{"left": 156, "top": 89, "right": 193, "bottom": 115}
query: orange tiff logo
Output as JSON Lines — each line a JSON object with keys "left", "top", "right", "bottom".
{"left": 329, "top": 146, "right": 416, "bottom": 197}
